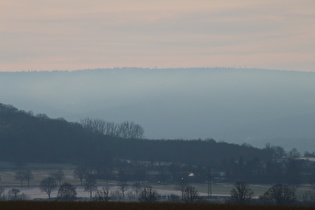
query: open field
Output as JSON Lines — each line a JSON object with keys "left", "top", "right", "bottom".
{"left": 153, "top": 183, "right": 272, "bottom": 197}
{"left": 1, "top": 201, "right": 315, "bottom": 210}
{"left": 0, "top": 161, "right": 114, "bottom": 187}
{"left": 0, "top": 161, "right": 314, "bottom": 201}
{"left": 0, "top": 162, "right": 78, "bottom": 187}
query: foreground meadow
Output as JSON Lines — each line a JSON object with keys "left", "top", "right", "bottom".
{"left": 1, "top": 202, "right": 315, "bottom": 210}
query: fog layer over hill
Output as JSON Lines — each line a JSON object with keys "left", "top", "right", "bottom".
{"left": 1, "top": 68, "right": 314, "bottom": 151}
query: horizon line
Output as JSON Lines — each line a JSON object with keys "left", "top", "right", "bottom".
{"left": 0, "top": 66, "right": 311, "bottom": 73}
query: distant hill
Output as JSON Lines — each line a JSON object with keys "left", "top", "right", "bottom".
{"left": 0, "top": 68, "right": 314, "bottom": 152}
{"left": 0, "top": 103, "right": 272, "bottom": 167}
{"left": 0, "top": 103, "right": 111, "bottom": 164}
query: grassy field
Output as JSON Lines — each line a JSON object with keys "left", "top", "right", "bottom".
{"left": 0, "top": 161, "right": 79, "bottom": 187}
{"left": 1, "top": 201, "right": 315, "bottom": 210}
{"left": 0, "top": 161, "right": 314, "bottom": 201}
{"left": 153, "top": 183, "right": 272, "bottom": 197}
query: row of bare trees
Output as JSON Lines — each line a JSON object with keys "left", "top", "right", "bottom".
{"left": 14, "top": 170, "right": 33, "bottom": 187}
{"left": 230, "top": 182, "right": 296, "bottom": 205}
{"left": 14, "top": 169, "right": 64, "bottom": 188}
{"left": 40, "top": 167, "right": 97, "bottom": 200}
{"left": 40, "top": 180, "right": 77, "bottom": 200}
{"left": 72, "top": 166, "right": 160, "bottom": 202}
{"left": 174, "top": 180, "right": 202, "bottom": 203}
{"left": 40, "top": 175, "right": 160, "bottom": 201}
{"left": 0, "top": 188, "right": 28, "bottom": 200}
{"left": 80, "top": 118, "right": 144, "bottom": 139}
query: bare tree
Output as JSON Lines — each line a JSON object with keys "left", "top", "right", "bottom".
{"left": 0, "top": 186, "right": 5, "bottom": 200}
{"left": 84, "top": 175, "right": 97, "bottom": 199}
{"left": 118, "top": 180, "right": 128, "bottom": 199}
{"left": 116, "top": 121, "right": 144, "bottom": 139}
{"left": 24, "top": 169, "right": 33, "bottom": 187}
{"left": 57, "top": 182, "right": 77, "bottom": 201}
{"left": 132, "top": 182, "right": 143, "bottom": 198}
{"left": 104, "top": 121, "right": 118, "bottom": 136}
{"left": 94, "top": 186, "right": 111, "bottom": 201}
{"left": 265, "top": 144, "right": 287, "bottom": 159}
{"left": 288, "top": 148, "right": 300, "bottom": 159}
{"left": 80, "top": 118, "right": 144, "bottom": 139}
{"left": 74, "top": 166, "right": 88, "bottom": 186}
{"left": 175, "top": 178, "right": 188, "bottom": 200}
{"left": 138, "top": 186, "right": 159, "bottom": 202}
{"left": 230, "top": 182, "right": 254, "bottom": 204}
{"left": 9, "top": 188, "right": 20, "bottom": 200}
{"left": 50, "top": 169, "right": 64, "bottom": 186}
{"left": 110, "top": 190, "right": 123, "bottom": 200}
{"left": 260, "top": 184, "right": 296, "bottom": 206}
{"left": 40, "top": 177, "right": 57, "bottom": 200}
{"left": 183, "top": 186, "right": 200, "bottom": 203}
{"left": 117, "top": 169, "right": 128, "bottom": 199}
{"left": 127, "top": 190, "right": 136, "bottom": 200}
{"left": 15, "top": 170, "right": 33, "bottom": 187}
{"left": 0, "top": 175, "right": 3, "bottom": 200}
{"left": 80, "top": 118, "right": 106, "bottom": 134}
{"left": 167, "top": 194, "right": 181, "bottom": 202}
{"left": 15, "top": 171, "right": 25, "bottom": 188}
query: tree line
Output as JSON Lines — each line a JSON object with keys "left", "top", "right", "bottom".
{"left": 80, "top": 118, "right": 144, "bottom": 139}
{"left": 229, "top": 181, "right": 297, "bottom": 206}
{"left": 2, "top": 103, "right": 315, "bottom": 187}
{"left": 3, "top": 167, "right": 315, "bottom": 206}
{"left": 0, "top": 103, "right": 271, "bottom": 167}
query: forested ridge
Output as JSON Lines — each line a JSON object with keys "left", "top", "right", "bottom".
{"left": 2, "top": 68, "right": 315, "bottom": 153}
{"left": 0, "top": 103, "right": 271, "bottom": 166}
{"left": 0, "top": 103, "right": 111, "bottom": 164}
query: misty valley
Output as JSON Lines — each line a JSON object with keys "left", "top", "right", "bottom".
{"left": 0, "top": 101, "right": 315, "bottom": 207}
{"left": 1, "top": 68, "right": 315, "bottom": 208}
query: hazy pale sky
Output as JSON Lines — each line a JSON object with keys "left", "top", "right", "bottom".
{"left": 1, "top": 0, "right": 314, "bottom": 72}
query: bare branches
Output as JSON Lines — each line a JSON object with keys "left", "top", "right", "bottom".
{"left": 260, "top": 184, "right": 295, "bottom": 206}
{"left": 138, "top": 186, "right": 159, "bottom": 202}
{"left": 14, "top": 170, "right": 33, "bottom": 188}
{"left": 230, "top": 182, "right": 254, "bottom": 204}
{"left": 94, "top": 187, "right": 111, "bottom": 201}
{"left": 183, "top": 186, "right": 200, "bottom": 203}
{"left": 80, "top": 118, "right": 144, "bottom": 139}
{"left": 57, "top": 182, "right": 77, "bottom": 201}
{"left": 73, "top": 166, "right": 89, "bottom": 186}
{"left": 84, "top": 175, "right": 97, "bottom": 199}
{"left": 50, "top": 169, "right": 64, "bottom": 186}
{"left": 40, "top": 177, "right": 57, "bottom": 200}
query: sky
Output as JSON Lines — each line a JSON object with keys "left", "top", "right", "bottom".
{"left": 0, "top": 0, "right": 315, "bottom": 72}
